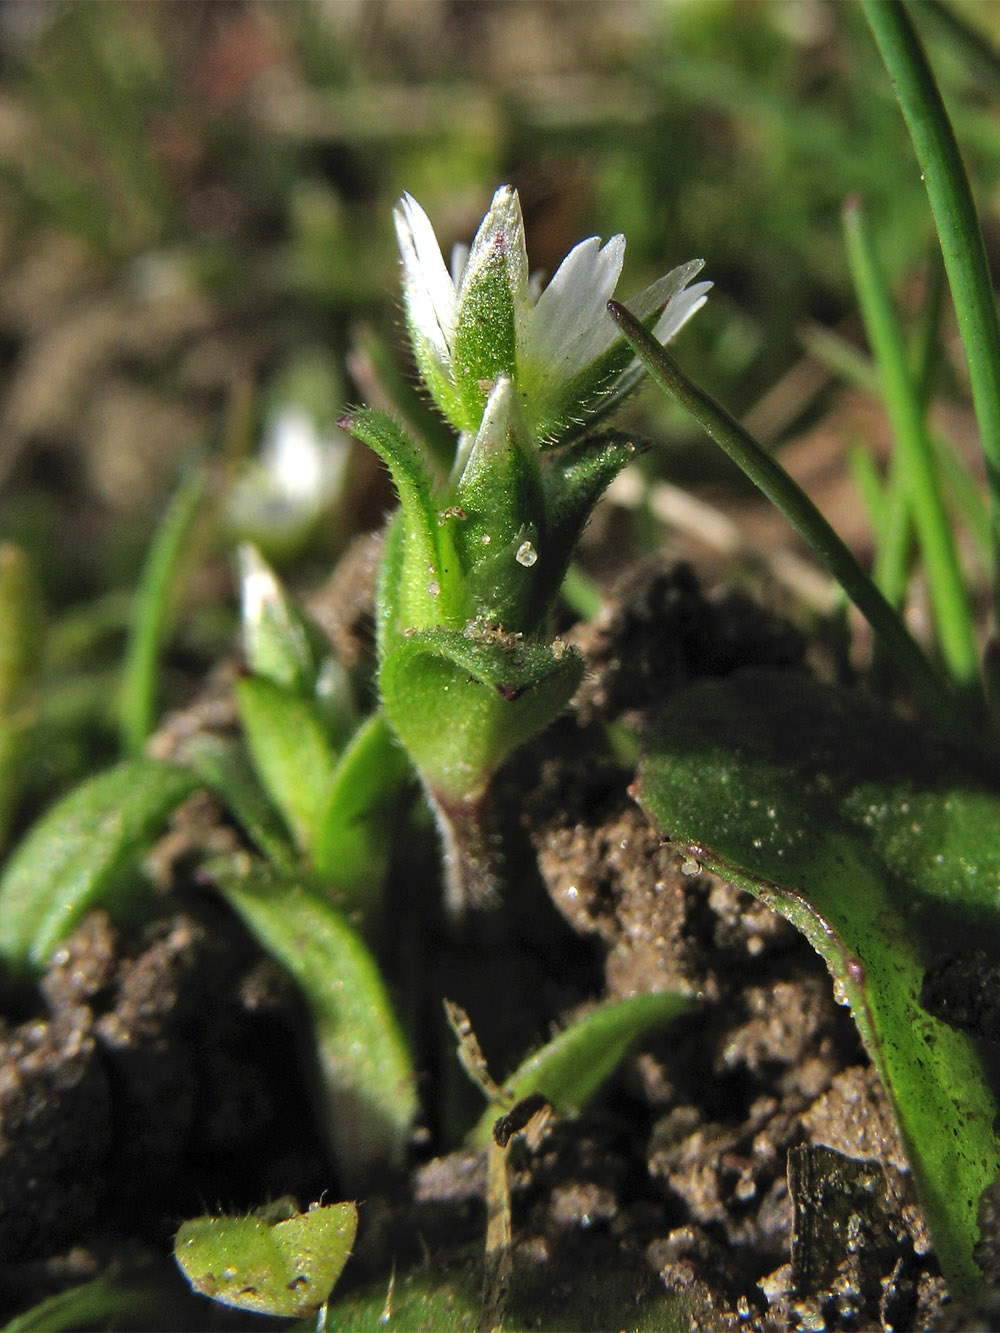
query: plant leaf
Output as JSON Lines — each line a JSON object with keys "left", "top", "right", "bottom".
{"left": 235, "top": 675, "right": 339, "bottom": 856}
{"left": 238, "top": 544, "right": 322, "bottom": 695}
{"left": 343, "top": 409, "right": 463, "bottom": 636}
{"left": 0, "top": 758, "right": 197, "bottom": 975}
{"left": 636, "top": 667, "right": 1000, "bottom": 1298}
{"left": 182, "top": 734, "right": 297, "bottom": 874}
{"left": 0, "top": 543, "right": 43, "bottom": 850}
{"left": 174, "top": 1200, "right": 357, "bottom": 1319}
{"left": 323, "top": 1244, "right": 700, "bottom": 1332}
{"left": 471, "top": 991, "right": 691, "bottom": 1146}
{"left": 379, "top": 628, "right": 582, "bottom": 803}
{"left": 3, "top": 1275, "right": 178, "bottom": 1333}
{"left": 120, "top": 468, "right": 207, "bottom": 754}
{"left": 214, "top": 866, "right": 417, "bottom": 1183}
{"left": 313, "top": 710, "right": 412, "bottom": 913}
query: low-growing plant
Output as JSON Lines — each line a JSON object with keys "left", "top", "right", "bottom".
{"left": 4, "top": 1, "right": 1000, "bottom": 1325}
{"left": 342, "top": 183, "right": 710, "bottom": 910}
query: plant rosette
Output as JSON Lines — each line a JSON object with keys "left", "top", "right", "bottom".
{"left": 343, "top": 185, "right": 709, "bottom": 908}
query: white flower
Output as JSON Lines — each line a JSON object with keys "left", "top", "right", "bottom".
{"left": 226, "top": 407, "right": 349, "bottom": 556}
{"left": 394, "top": 184, "right": 710, "bottom": 444}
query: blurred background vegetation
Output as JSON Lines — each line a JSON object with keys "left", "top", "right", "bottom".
{"left": 2, "top": 0, "right": 999, "bottom": 804}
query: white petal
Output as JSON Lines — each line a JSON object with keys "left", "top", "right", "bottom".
{"left": 458, "top": 186, "right": 530, "bottom": 325}
{"left": 625, "top": 259, "right": 706, "bottom": 324}
{"left": 528, "top": 233, "right": 626, "bottom": 387}
{"left": 450, "top": 242, "right": 470, "bottom": 287}
{"left": 653, "top": 278, "right": 713, "bottom": 344}
{"left": 394, "top": 193, "right": 458, "bottom": 363}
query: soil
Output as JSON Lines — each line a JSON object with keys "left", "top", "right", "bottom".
{"left": 0, "top": 552, "right": 990, "bottom": 1330}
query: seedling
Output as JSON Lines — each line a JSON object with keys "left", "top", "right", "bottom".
{"left": 4, "top": 6, "right": 1000, "bottom": 1321}
{"left": 174, "top": 1198, "right": 357, "bottom": 1320}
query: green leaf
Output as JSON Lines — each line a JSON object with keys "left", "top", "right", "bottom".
{"left": 215, "top": 867, "right": 417, "bottom": 1182}
{"left": 343, "top": 409, "right": 464, "bottom": 636}
{"left": 842, "top": 196, "right": 978, "bottom": 691}
{"left": 532, "top": 431, "right": 637, "bottom": 622}
{"left": 2, "top": 1275, "right": 176, "bottom": 1333}
{"left": 637, "top": 667, "right": 1000, "bottom": 1298}
{"left": 606, "top": 299, "right": 988, "bottom": 768}
{"left": 182, "top": 734, "right": 298, "bottom": 874}
{"left": 0, "top": 544, "right": 43, "bottom": 849}
{"left": 120, "top": 468, "right": 207, "bottom": 754}
{"left": 238, "top": 544, "right": 322, "bottom": 695}
{"left": 313, "top": 710, "right": 412, "bottom": 913}
{"left": 0, "top": 758, "right": 197, "bottom": 975}
{"left": 235, "top": 675, "right": 338, "bottom": 856}
{"left": 379, "top": 627, "right": 583, "bottom": 803}
{"left": 174, "top": 1200, "right": 357, "bottom": 1319}
{"left": 471, "top": 991, "right": 692, "bottom": 1146}
{"left": 0, "top": 543, "right": 43, "bottom": 715}
{"left": 861, "top": 0, "right": 1000, "bottom": 629}
{"left": 324, "top": 1245, "right": 700, "bottom": 1332}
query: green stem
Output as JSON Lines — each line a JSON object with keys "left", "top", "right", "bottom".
{"left": 861, "top": 0, "right": 1000, "bottom": 631}
{"left": 843, "top": 195, "right": 979, "bottom": 690}
{"left": 607, "top": 299, "right": 988, "bottom": 763}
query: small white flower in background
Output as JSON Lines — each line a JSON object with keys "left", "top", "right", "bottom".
{"left": 226, "top": 407, "right": 350, "bottom": 557}
{"left": 394, "top": 184, "right": 711, "bottom": 447}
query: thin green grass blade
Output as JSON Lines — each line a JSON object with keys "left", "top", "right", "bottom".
{"left": 861, "top": 0, "right": 1000, "bottom": 627}
{"left": 848, "top": 444, "right": 890, "bottom": 538}
{"left": 119, "top": 468, "right": 207, "bottom": 754}
{"left": 607, "top": 299, "right": 991, "bottom": 769}
{"left": 909, "top": 247, "right": 947, "bottom": 412}
{"left": 842, "top": 196, "right": 978, "bottom": 690}
{"left": 804, "top": 322, "right": 991, "bottom": 568}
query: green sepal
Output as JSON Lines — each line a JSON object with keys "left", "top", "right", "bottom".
{"left": 379, "top": 627, "right": 582, "bottom": 802}
{"left": 450, "top": 214, "right": 521, "bottom": 432}
{"left": 344, "top": 409, "right": 464, "bottom": 635}
{"left": 451, "top": 379, "right": 547, "bottom": 628}
{"left": 532, "top": 337, "right": 637, "bottom": 446}
{"left": 529, "top": 430, "right": 638, "bottom": 621}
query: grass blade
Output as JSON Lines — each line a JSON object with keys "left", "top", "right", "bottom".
{"left": 607, "top": 298, "right": 989, "bottom": 766}
{"left": 119, "top": 468, "right": 207, "bottom": 754}
{"left": 842, "top": 195, "right": 979, "bottom": 690}
{"left": 861, "top": 0, "right": 1000, "bottom": 625}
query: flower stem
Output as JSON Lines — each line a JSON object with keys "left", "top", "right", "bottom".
{"left": 607, "top": 298, "right": 993, "bottom": 767}
{"left": 861, "top": 0, "right": 1000, "bottom": 632}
